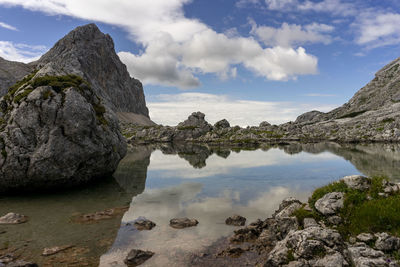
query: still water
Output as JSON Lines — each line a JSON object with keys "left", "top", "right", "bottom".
{"left": 1, "top": 142, "right": 400, "bottom": 266}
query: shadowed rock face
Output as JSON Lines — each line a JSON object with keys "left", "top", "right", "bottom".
{"left": 0, "top": 57, "right": 33, "bottom": 96}
{"left": 35, "top": 23, "right": 149, "bottom": 117}
{"left": 0, "top": 83, "right": 127, "bottom": 193}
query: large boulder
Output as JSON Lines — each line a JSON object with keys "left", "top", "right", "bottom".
{"left": 315, "top": 192, "right": 344, "bottom": 216}
{"left": 0, "top": 76, "right": 126, "bottom": 193}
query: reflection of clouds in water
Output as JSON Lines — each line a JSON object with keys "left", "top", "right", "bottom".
{"left": 100, "top": 183, "right": 310, "bottom": 266}
{"left": 149, "top": 149, "right": 340, "bottom": 178}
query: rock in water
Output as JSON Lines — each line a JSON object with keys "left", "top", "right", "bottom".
{"left": 133, "top": 219, "right": 156, "bottom": 230}
{"left": 0, "top": 77, "right": 126, "bottom": 192}
{"left": 225, "top": 215, "right": 246, "bottom": 226}
{"left": 124, "top": 249, "right": 154, "bottom": 266}
{"left": 169, "top": 217, "right": 199, "bottom": 229}
{"left": 0, "top": 212, "right": 28, "bottom": 224}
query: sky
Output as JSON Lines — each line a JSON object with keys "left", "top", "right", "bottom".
{"left": 0, "top": 0, "right": 399, "bottom": 126}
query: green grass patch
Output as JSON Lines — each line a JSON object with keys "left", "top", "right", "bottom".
{"left": 13, "top": 89, "right": 33, "bottom": 103}
{"left": 338, "top": 110, "right": 367, "bottom": 119}
{"left": 93, "top": 102, "right": 108, "bottom": 126}
{"left": 376, "top": 127, "right": 384, "bottom": 132}
{"left": 6, "top": 70, "right": 38, "bottom": 98}
{"left": 292, "top": 206, "right": 321, "bottom": 228}
{"left": 30, "top": 74, "right": 86, "bottom": 92}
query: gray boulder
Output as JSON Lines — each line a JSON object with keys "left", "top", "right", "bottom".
{"left": 315, "top": 192, "right": 344, "bottom": 215}
{"left": 295, "top": 110, "right": 325, "bottom": 124}
{"left": 374, "top": 232, "right": 400, "bottom": 252}
{"left": 341, "top": 175, "right": 370, "bottom": 191}
{"left": 0, "top": 81, "right": 126, "bottom": 192}
{"left": 347, "top": 243, "right": 388, "bottom": 267}
{"left": 214, "top": 119, "right": 230, "bottom": 129}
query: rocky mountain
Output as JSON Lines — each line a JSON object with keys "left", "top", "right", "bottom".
{"left": 0, "top": 57, "right": 33, "bottom": 96}
{"left": 0, "top": 23, "right": 152, "bottom": 125}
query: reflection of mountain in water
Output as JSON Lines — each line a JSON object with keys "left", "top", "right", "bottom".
{"left": 113, "top": 146, "right": 153, "bottom": 194}
{"left": 148, "top": 142, "right": 400, "bottom": 180}
{"left": 284, "top": 142, "right": 400, "bottom": 180}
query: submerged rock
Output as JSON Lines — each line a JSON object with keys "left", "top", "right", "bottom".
{"left": 0, "top": 213, "right": 28, "bottom": 224}
{"left": 225, "top": 215, "right": 246, "bottom": 226}
{"left": 169, "top": 218, "right": 199, "bottom": 229}
{"left": 133, "top": 219, "right": 156, "bottom": 231}
{"left": 315, "top": 192, "right": 344, "bottom": 215}
{"left": 42, "top": 245, "right": 74, "bottom": 256}
{"left": 124, "top": 249, "right": 154, "bottom": 267}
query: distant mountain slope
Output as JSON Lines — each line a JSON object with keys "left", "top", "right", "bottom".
{"left": 0, "top": 57, "right": 33, "bottom": 96}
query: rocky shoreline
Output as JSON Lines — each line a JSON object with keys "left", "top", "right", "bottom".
{"left": 188, "top": 175, "right": 400, "bottom": 266}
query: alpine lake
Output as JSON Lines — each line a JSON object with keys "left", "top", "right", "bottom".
{"left": 1, "top": 142, "right": 400, "bottom": 266}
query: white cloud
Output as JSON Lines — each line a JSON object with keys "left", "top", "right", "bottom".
{"left": 264, "top": 0, "right": 356, "bottom": 16}
{"left": 0, "top": 21, "right": 17, "bottom": 31}
{"left": 250, "top": 20, "right": 334, "bottom": 47}
{"left": 0, "top": 41, "right": 47, "bottom": 63}
{"left": 353, "top": 12, "right": 400, "bottom": 49}
{"left": 148, "top": 92, "right": 336, "bottom": 126}
{"left": 0, "top": 0, "right": 320, "bottom": 89}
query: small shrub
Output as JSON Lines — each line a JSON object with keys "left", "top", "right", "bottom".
{"left": 286, "top": 249, "right": 295, "bottom": 263}
{"left": 381, "top": 118, "right": 395, "bottom": 124}
{"left": 30, "top": 74, "right": 85, "bottom": 92}
{"left": 292, "top": 206, "right": 320, "bottom": 228}
{"left": 13, "top": 89, "right": 33, "bottom": 103}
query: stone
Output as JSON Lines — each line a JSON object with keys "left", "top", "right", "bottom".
{"left": 124, "top": 249, "right": 154, "bottom": 267}
{"left": 315, "top": 192, "right": 344, "bottom": 215}
{"left": 274, "top": 197, "right": 302, "bottom": 219}
{"left": 0, "top": 213, "right": 28, "bottom": 224}
{"left": 348, "top": 243, "right": 388, "bottom": 267}
{"left": 225, "top": 215, "right": 246, "bottom": 226}
{"left": 42, "top": 245, "right": 74, "bottom": 256}
{"left": 341, "top": 175, "right": 370, "bottom": 191}
{"left": 214, "top": 119, "right": 230, "bottom": 129}
{"left": 133, "top": 219, "right": 156, "bottom": 231}
{"left": 259, "top": 121, "right": 271, "bottom": 128}
{"left": 169, "top": 217, "right": 199, "bottom": 229}
{"left": 313, "top": 252, "right": 348, "bottom": 267}
{"left": 374, "top": 232, "right": 400, "bottom": 252}
{"left": 303, "top": 218, "right": 319, "bottom": 228}
{"left": 356, "top": 233, "right": 375, "bottom": 243}
{"left": 295, "top": 110, "right": 325, "bottom": 124}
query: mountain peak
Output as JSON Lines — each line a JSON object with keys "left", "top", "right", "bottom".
{"left": 34, "top": 23, "right": 149, "bottom": 118}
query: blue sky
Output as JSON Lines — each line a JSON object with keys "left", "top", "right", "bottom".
{"left": 0, "top": 0, "right": 399, "bottom": 126}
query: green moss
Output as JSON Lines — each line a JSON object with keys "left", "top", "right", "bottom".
{"left": 292, "top": 206, "right": 321, "bottom": 228}
{"left": 13, "top": 89, "right": 33, "bottom": 103}
{"left": 93, "top": 102, "right": 108, "bottom": 126}
{"left": 376, "top": 127, "right": 384, "bottom": 132}
{"left": 1, "top": 148, "right": 6, "bottom": 158}
{"left": 30, "top": 74, "right": 85, "bottom": 92}
{"left": 42, "top": 89, "right": 54, "bottom": 100}
{"left": 286, "top": 249, "right": 295, "bottom": 263}
{"left": 381, "top": 118, "right": 395, "bottom": 124}
{"left": 338, "top": 110, "right": 367, "bottom": 119}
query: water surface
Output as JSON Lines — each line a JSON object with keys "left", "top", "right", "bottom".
{"left": 1, "top": 142, "right": 400, "bottom": 266}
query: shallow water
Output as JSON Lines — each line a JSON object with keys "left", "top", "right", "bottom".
{"left": 1, "top": 142, "right": 400, "bottom": 266}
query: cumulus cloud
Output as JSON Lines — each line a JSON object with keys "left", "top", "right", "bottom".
{"left": 147, "top": 92, "right": 336, "bottom": 126}
{"left": 0, "top": 21, "right": 17, "bottom": 31}
{"left": 250, "top": 20, "right": 334, "bottom": 47}
{"left": 0, "top": 0, "right": 320, "bottom": 88}
{"left": 353, "top": 12, "right": 400, "bottom": 49}
{"left": 0, "top": 41, "right": 47, "bottom": 62}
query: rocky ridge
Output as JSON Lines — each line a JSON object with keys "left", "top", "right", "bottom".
{"left": 124, "top": 56, "right": 400, "bottom": 143}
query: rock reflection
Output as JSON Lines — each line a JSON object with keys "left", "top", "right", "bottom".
{"left": 0, "top": 146, "right": 151, "bottom": 266}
